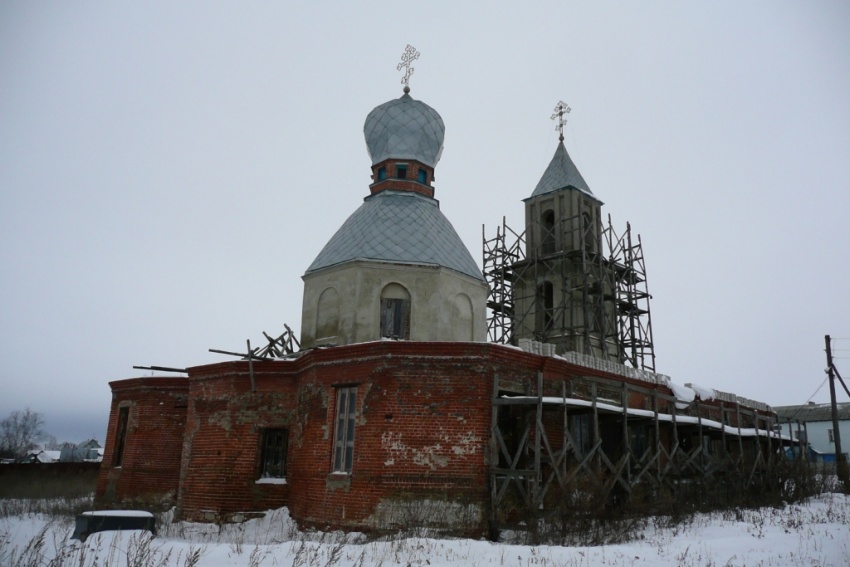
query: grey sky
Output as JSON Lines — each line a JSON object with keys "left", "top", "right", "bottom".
{"left": 2, "top": 2, "right": 849, "bottom": 444}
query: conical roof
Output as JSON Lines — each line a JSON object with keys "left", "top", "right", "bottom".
{"left": 364, "top": 94, "right": 445, "bottom": 168}
{"left": 530, "top": 141, "right": 593, "bottom": 198}
{"left": 305, "top": 191, "right": 484, "bottom": 281}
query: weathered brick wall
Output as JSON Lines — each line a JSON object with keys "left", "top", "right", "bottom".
{"left": 173, "top": 343, "right": 505, "bottom": 531}
{"left": 286, "top": 343, "right": 496, "bottom": 532}
{"left": 96, "top": 377, "right": 188, "bottom": 508}
{"left": 177, "top": 362, "right": 298, "bottom": 521}
{"left": 101, "top": 342, "right": 778, "bottom": 533}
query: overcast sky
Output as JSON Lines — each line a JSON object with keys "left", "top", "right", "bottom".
{"left": 2, "top": 2, "right": 849, "bottom": 444}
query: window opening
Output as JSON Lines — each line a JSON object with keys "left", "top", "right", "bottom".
{"left": 417, "top": 168, "right": 427, "bottom": 184}
{"left": 541, "top": 210, "right": 556, "bottom": 254}
{"left": 377, "top": 167, "right": 387, "bottom": 181}
{"left": 397, "top": 165, "right": 407, "bottom": 179}
{"left": 582, "top": 211, "right": 595, "bottom": 253}
{"left": 113, "top": 406, "right": 129, "bottom": 467}
{"left": 259, "top": 429, "right": 288, "bottom": 479}
{"left": 332, "top": 387, "right": 357, "bottom": 473}
{"left": 570, "top": 413, "right": 593, "bottom": 456}
{"left": 829, "top": 429, "right": 835, "bottom": 443}
{"left": 537, "top": 281, "right": 554, "bottom": 333}
{"left": 381, "top": 298, "right": 410, "bottom": 339}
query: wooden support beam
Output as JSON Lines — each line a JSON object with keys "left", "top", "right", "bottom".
{"left": 246, "top": 340, "right": 256, "bottom": 392}
{"left": 533, "top": 371, "right": 543, "bottom": 508}
{"left": 592, "top": 381, "right": 601, "bottom": 476}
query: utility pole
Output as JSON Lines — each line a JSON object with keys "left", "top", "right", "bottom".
{"left": 826, "top": 335, "right": 849, "bottom": 490}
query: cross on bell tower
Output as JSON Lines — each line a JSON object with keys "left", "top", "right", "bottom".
{"left": 551, "top": 101, "right": 571, "bottom": 142}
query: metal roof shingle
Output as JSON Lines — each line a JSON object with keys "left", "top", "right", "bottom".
{"left": 305, "top": 191, "right": 484, "bottom": 281}
{"left": 530, "top": 141, "right": 594, "bottom": 199}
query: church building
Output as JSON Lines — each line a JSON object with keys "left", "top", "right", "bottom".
{"left": 96, "top": 55, "right": 786, "bottom": 535}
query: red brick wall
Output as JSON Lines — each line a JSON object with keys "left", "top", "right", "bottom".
{"left": 100, "top": 342, "right": 777, "bottom": 532}
{"left": 175, "top": 343, "right": 504, "bottom": 530}
{"left": 96, "top": 377, "right": 188, "bottom": 508}
{"left": 176, "top": 363, "right": 298, "bottom": 521}
{"left": 285, "top": 344, "right": 494, "bottom": 531}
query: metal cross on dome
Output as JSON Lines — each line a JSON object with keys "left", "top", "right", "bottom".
{"left": 551, "top": 100, "right": 571, "bottom": 141}
{"left": 397, "top": 44, "right": 420, "bottom": 92}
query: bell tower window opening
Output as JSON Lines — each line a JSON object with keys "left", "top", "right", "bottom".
{"left": 536, "top": 281, "right": 554, "bottom": 333}
{"left": 332, "top": 386, "right": 357, "bottom": 474}
{"left": 417, "top": 168, "right": 427, "bottom": 184}
{"left": 397, "top": 164, "right": 408, "bottom": 179}
{"left": 541, "top": 210, "right": 556, "bottom": 255}
{"left": 582, "top": 211, "right": 595, "bottom": 253}
{"left": 377, "top": 167, "right": 387, "bottom": 181}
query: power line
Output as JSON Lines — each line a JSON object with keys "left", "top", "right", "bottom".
{"left": 782, "top": 376, "right": 829, "bottom": 423}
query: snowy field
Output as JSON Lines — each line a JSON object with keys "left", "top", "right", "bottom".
{"left": 2, "top": 494, "right": 849, "bottom": 566}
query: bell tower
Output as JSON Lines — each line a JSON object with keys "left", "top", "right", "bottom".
{"left": 512, "top": 102, "right": 619, "bottom": 361}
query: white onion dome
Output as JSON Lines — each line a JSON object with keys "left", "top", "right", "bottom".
{"left": 364, "top": 93, "right": 445, "bottom": 168}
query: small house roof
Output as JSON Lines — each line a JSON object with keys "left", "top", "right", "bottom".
{"left": 773, "top": 402, "right": 850, "bottom": 423}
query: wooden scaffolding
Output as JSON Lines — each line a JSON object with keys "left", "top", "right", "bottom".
{"left": 489, "top": 372, "right": 788, "bottom": 529}
{"left": 483, "top": 216, "right": 655, "bottom": 371}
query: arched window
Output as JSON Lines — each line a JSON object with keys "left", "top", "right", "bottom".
{"left": 541, "top": 210, "right": 556, "bottom": 254}
{"left": 380, "top": 283, "right": 410, "bottom": 340}
{"left": 316, "top": 287, "right": 340, "bottom": 340}
{"left": 453, "top": 293, "right": 474, "bottom": 341}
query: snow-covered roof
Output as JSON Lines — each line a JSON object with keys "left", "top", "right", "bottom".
{"left": 504, "top": 395, "right": 791, "bottom": 441}
{"left": 774, "top": 402, "right": 850, "bottom": 423}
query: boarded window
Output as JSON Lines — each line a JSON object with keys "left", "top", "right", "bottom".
{"left": 113, "top": 406, "right": 129, "bottom": 467}
{"left": 259, "top": 429, "right": 288, "bottom": 479}
{"left": 332, "top": 387, "right": 357, "bottom": 473}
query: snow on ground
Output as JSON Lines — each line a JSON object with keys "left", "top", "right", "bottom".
{"left": 2, "top": 494, "right": 849, "bottom": 566}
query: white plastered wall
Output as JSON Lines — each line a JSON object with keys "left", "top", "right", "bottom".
{"left": 300, "top": 261, "right": 487, "bottom": 348}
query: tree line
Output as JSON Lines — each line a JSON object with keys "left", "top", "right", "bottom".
{"left": 0, "top": 408, "right": 48, "bottom": 460}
